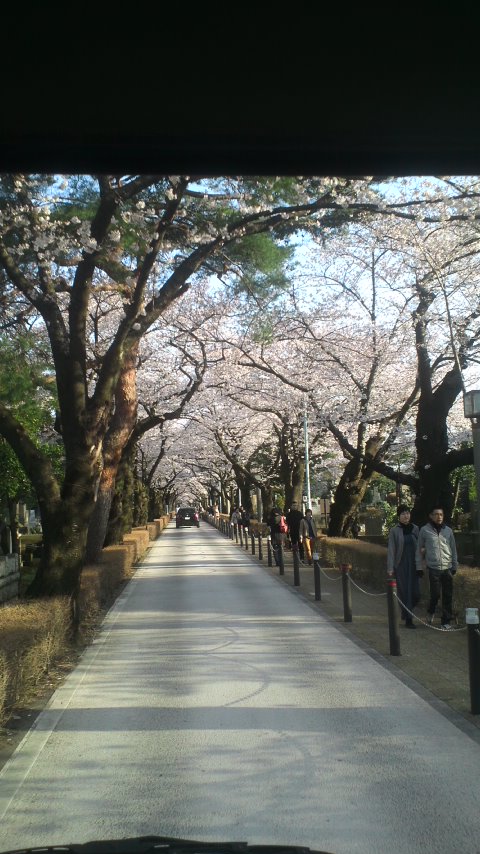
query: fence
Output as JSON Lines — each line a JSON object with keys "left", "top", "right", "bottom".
{"left": 0, "top": 554, "right": 20, "bottom": 603}
{"left": 204, "top": 511, "right": 480, "bottom": 717}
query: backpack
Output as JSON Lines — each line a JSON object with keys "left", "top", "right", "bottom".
{"left": 276, "top": 514, "right": 288, "bottom": 533}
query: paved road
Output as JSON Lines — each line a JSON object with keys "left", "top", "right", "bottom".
{"left": 1, "top": 523, "right": 480, "bottom": 854}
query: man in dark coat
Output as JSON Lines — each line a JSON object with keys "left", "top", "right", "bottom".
{"left": 268, "top": 506, "right": 284, "bottom": 566}
{"left": 286, "top": 501, "right": 304, "bottom": 561}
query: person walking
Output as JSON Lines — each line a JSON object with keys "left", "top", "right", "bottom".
{"left": 268, "top": 505, "right": 285, "bottom": 567}
{"left": 299, "top": 508, "right": 317, "bottom": 565}
{"left": 230, "top": 506, "right": 242, "bottom": 528}
{"left": 240, "top": 506, "right": 251, "bottom": 530}
{"left": 387, "top": 504, "right": 420, "bottom": 628}
{"left": 416, "top": 506, "right": 458, "bottom": 630}
{"left": 286, "top": 501, "right": 305, "bottom": 562}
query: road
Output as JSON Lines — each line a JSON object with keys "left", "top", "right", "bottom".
{"left": 1, "top": 522, "right": 480, "bottom": 854}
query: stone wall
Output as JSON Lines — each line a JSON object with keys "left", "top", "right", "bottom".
{"left": 0, "top": 554, "right": 20, "bottom": 603}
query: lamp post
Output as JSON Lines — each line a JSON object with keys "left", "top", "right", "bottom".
{"left": 303, "top": 403, "right": 312, "bottom": 510}
{"left": 464, "top": 390, "right": 480, "bottom": 538}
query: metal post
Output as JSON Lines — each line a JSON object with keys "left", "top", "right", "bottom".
{"left": 267, "top": 537, "right": 273, "bottom": 567}
{"left": 230, "top": 522, "right": 234, "bottom": 540}
{"left": 256, "top": 487, "right": 262, "bottom": 522}
{"left": 238, "top": 525, "right": 243, "bottom": 547}
{"left": 387, "top": 578, "right": 401, "bottom": 656}
{"left": 313, "top": 555, "right": 321, "bottom": 601}
{"left": 278, "top": 542, "right": 284, "bottom": 575}
{"left": 341, "top": 563, "right": 352, "bottom": 622}
{"left": 244, "top": 528, "right": 249, "bottom": 551}
{"left": 251, "top": 532, "right": 255, "bottom": 554}
{"left": 466, "top": 607, "right": 480, "bottom": 714}
{"left": 293, "top": 546, "right": 300, "bottom": 586}
{"left": 258, "top": 534, "right": 263, "bottom": 560}
{"left": 304, "top": 403, "right": 312, "bottom": 511}
{"left": 472, "top": 421, "right": 480, "bottom": 534}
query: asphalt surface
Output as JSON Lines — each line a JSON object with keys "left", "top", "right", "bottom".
{"left": 228, "top": 522, "right": 480, "bottom": 739}
{"left": 1, "top": 521, "right": 480, "bottom": 854}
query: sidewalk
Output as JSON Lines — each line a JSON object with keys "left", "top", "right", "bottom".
{"left": 225, "top": 525, "right": 480, "bottom": 737}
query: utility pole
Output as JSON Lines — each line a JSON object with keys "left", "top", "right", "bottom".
{"left": 304, "top": 402, "right": 312, "bottom": 510}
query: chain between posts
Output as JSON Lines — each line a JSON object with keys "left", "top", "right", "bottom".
{"left": 394, "top": 592, "right": 468, "bottom": 632}
{"left": 207, "top": 519, "right": 479, "bottom": 690}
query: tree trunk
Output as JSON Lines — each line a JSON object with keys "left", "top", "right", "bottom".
{"left": 285, "top": 459, "right": 305, "bottom": 510}
{"left": 328, "top": 458, "right": 373, "bottom": 536}
{"left": 105, "top": 452, "right": 135, "bottom": 546}
{"left": 85, "top": 344, "right": 138, "bottom": 562}
{"left": 328, "top": 434, "right": 383, "bottom": 536}
{"left": 234, "top": 469, "right": 254, "bottom": 512}
{"left": 260, "top": 484, "right": 275, "bottom": 523}
{"left": 28, "top": 500, "right": 90, "bottom": 596}
{"left": 276, "top": 422, "right": 305, "bottom": 510}
{"left": 7, "top": 497, "right": 19, "bottom": 555}
{"left": 132, "top": 476, "right": 148, "bottom": 526}
{"left": 412, "top": 363, "right": 464, "bottom": 526}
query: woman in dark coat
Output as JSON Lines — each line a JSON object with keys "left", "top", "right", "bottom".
{"left": 387, "top": 504, "right": 420, "bottom": 628}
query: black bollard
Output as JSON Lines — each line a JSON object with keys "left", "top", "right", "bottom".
{"left": 293, "top": 546, "right": 300, "bottom": 586}
{"left": 466, "top": 607, "right": 480, "bottom": 714}
{"left": 313, "top": 556, "right": 321, "bottom": 601}
{"left": 251, "top": 532, "right": 255, "bottom": 554}
{"left": 230, "top": 523, "right": 234, "bottom": 540}
{"left": 387, "top": 578, "right": 401, "bottom": 656}
{"left": 244, "top": 528, "right": 249, "bottom": 550}
{"left": 341, "top": 563, "right": 352, "bottom": 622}
{"left": 258, "top": 534, "right": 263, "bottom": 560}
{"left": 238, "top": 526, "right": 243, "bottom": 547}
{"left": 267, "top": 537, "right": 273, "bottom": 567}
{"left": 278, "top": 542, "right": 284, "bottom": 575}
{"left": 234, "top": 523, "right": 239, "bottom": 543}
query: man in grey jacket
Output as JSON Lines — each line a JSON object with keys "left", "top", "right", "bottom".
{"left": 416, "top": 507, "right": 458, "bottom": 630}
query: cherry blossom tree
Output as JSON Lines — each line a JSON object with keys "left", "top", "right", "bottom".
{"left": 3, "top": 174, "right": 393, "bottom": 594}
{"left": 233, "top": 179, "right": 480, "bottom": 531}
{"left": 3, "top": 173, "right": 480, "bottom": 599}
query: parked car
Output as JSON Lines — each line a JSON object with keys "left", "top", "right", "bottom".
{"left": 176, "top": 507, "right": 200, "bottom": 528}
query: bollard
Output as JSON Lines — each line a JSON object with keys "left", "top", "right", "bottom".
{"left": 258, "top": 533, "right": 263, "bottom": 560}
{"left": 251, "top": 532, "right": 255, "bottom": 554}
{"left": 341, "top": 563, "right": 352, "bottom": 622}
{"left": 278, "top": 542, "right": 284, "bottom": 575}
{"left": 230, "top": 523, "right": 234, "bottom": 540}
{"left": 267, "top": 537, "right": 273, "bottom": 567}
{"left": 234, "top": 523, "right": 239, "bottom": 543}
{"left": 293, "top": 545, "right": 300, "bottom": 586}
{"left": 244, "top": 528, "right": 249, "bottom": 550}
{"left": 313, "top": 554, "right": 321, "bottom": 601}
{"left": 386, "top": 577, "right": 401, "bottom": 656}
{"left": 466, "top": 607, "right": 480, "bottom": 714}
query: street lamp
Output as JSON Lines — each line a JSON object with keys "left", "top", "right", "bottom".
{"left": 463, "top": 390, "right": 480, "bottom": 534}
{"left": 303, "top": 403, "right": 312, "bottom": 511}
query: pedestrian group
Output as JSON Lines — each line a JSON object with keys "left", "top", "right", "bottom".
{"left": 230, "top": 499, "right": 459, "bottom": 631}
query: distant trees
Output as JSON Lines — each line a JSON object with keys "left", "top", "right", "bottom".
{"left": 1, "top": 172, "right": 480, "bottom": 598}
{"left": 1, "top": 174, "right": 389, "bottom": 594}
